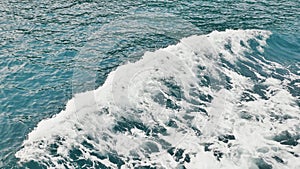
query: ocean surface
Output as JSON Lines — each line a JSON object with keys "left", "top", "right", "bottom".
{"left": 0, "top": 1, "right": 299, "bottom": 168}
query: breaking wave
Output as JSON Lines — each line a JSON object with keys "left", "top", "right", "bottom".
{"left": 16, "top": 29, "right": 300, "bottom": 169}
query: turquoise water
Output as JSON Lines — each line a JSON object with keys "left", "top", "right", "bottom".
{"left": 0, "top": 1, "right": 299, "bottom": 168}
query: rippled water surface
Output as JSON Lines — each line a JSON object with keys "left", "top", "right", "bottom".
{"left": 0, "top": 1, "right": 299, "bottom": 168}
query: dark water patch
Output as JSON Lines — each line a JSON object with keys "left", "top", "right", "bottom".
{"left": 220, "top": 57, "right": 235, "bottom": 70}
{"left": 274, "top": 68, "right": 289, "bottom": 77}
{"left": 288, "top": 79, "right": 300, "bottom": 98}
{"left": 198, "top": 93, "right": 213, "bottom": 103}
{"left": 152, "top": 78, "right": 183, "bottom": 110}
{"left": 254, "top": 158, "right": 272, "bottom": 169}
{"left": 224, "top": 39, "right": 234, "bottom": 54}
{"left": 166, "top": 98, "right": 181, "bottom": 110}
{"left": 218, "top": 134, "right": 235, "bottom": 143}
{"left": 156, "top": 139, "right": 172, "bottom": 150}
{"left": 187, "top": 87, "right": 210, "bottom": 109}
{"left": 273, "top": 131, "right": 299, "bottom": 146}
{"left": 289, "top": 151, "right": 299, "bottom": 157}
{"left": 82, "top": 140, "right": 94, "bottom": 150}
{"left": 108, "top": 153, "right": 125, "bottom": 168}
{"left": 240, "top": 111, "right": 253, "bottom": 120}
{"left": 68, "top": 147, "right": 98, "bottom": 168}
{"left": 129, "top": 151, "right": 141, "bottom": 161}
{"left": 23, "top": 160, "right": 47, "bottom": 169}
{"left": 56, "top": 159, "right": 67, "bottom": 167}
{"left": 167, "top": 147, "right": 176, "bottom": 156}
{"left": 204, "top": 143, "right": 213, "bottom": 152}
{"left": 152, "top": 92, "right": 166, "bottom": 106}
{"left": 75, "top": 159, "right": 94, "bottom": 168}
{"left": 177, "top": 164, "right": 187, "bottom": 169}
{"left": 163, "top": 78, "right": 183, "bottom": 101}
{"left": 174, "top": 149, "right": 185, "bottom": 162}
{"left": 257, "top": 147, "right": 269, "bottom": 154}
{"left": 146, "top": 125, "right": 168, "bottom": 137}
{"left": 182, "top": 114, "right": 195, "bottom": 121}
{"left": 197, "top": 65, "right": 206, "bottom": 71}
{"left": 113, "top": 117, "right": 147, "bottom": 134}
{"left": 219, "top": 58, "right": 234, "bottom": 90}
{"left": 100, "top": 132, "right": 113, "bottom": 142}
{"left": 134, "top": 165, "right": 156, "bottom": 169}
{"left": 166, "top": 119, "right": 178, "bottom": 128}
{"left": 247, "top": 38, "right": 261, "bottom": 53}
{"left": 240, "top": 91, "right": 257, "bottom": 102}
{"left": 198, "top": 75, "right": 210, "bottom": 87}
{"left": 191, "top": 126, "right": 202, "bottom": 136}
{"left": 272, "top": 156, "right": 284, "bottom": 164}
{"left": 69, "top": 148, "right": 83, "bottom": 161}
{"left": 188, "top": 86, "right": 200, "bottom": 98}
{"left": 142, "top": 142, "right": 159, "bottom": 153}
{"left": 240, "top": 52, "right": 267, "bottom": 78}
{"left": 184, "top": 154, "right": 191, "bottom": 163}
{"left": 253, "top": 84, "right": 269, "bottom": 100}
{"left": 224, "top": 75, "right": 233, "bottom": 90}
{"left": 270, "top": 72, "right": 285, "bottom": 81}
{"left": 213, "top": 150, "right": 223, "bottom": 161}
{"left": 236, "top": 61, "right": 258, "bottom": 80}
{"left": 188, "top": 106, "right": 208, "bottom": 115}
{"left": 94, "top": 161, "right": 110, "bottom": 169}
{"left": 167, "top": 147, "right": 185, "bottom": 162}
{"left": 49, "top": 143, "right": 59, "bottom": 156}
{"left": 90, "top": 151, "right": 106, "bottom": 160}
{"left": 269, "top": 112, "right": 293, "bottom": 123}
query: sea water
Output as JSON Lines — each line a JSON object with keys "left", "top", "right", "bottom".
{"left": 0, "top": 1, "right": 299, "bottom": 168}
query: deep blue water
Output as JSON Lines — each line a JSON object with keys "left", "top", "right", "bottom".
{"left": 0, "top": 1, "right": 299, "bottom": 168}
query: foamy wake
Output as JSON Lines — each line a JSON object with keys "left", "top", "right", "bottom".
{"left": 16, "top": 30, "right": 300, "bottom": 169}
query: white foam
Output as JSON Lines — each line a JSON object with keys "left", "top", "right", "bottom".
{"left": 16, "top": 29, "right": 300, "bottom": 169}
